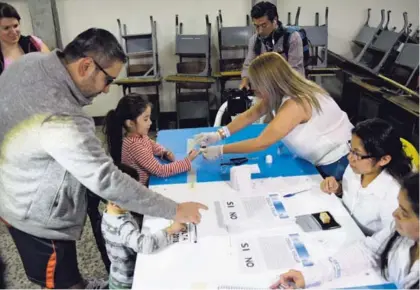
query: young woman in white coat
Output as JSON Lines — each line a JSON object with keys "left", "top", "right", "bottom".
{"left": 321, "top": 118, "right": 412, "bottom": 236}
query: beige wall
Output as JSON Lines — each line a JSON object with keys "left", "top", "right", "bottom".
{"left": 3, "top": 0, "right": 419, "bottom": 116}
{"left": 55, "top": 0, "right": 252, "bottom": 116}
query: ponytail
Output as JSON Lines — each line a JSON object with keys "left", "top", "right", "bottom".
{"left": 103, "top": 109, "right": 123, "bottom": 164}
{"left": 102, "top": 93, "right": 151, "bottom": 164}
{"left": 385, "top": 149, "right": 412, "bottom": 181}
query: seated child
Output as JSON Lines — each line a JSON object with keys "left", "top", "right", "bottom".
{"left": 320, "top": 118, "right": 412, "bottom": 236}
{"left": 101, "top": 164, "right": 187, "bottom": 289}
{"left": 103, "top": 93, "right": 200, "bottom": 186}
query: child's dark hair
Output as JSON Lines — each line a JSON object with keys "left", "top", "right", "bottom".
{"left": 103, "top": 93, "right": 152, "bottom": 164}
{"left": 380, "top": 173, "right": 419, "bottom": 288}
{"left": 352, "top": 118, "right": 412, "bottom": 180}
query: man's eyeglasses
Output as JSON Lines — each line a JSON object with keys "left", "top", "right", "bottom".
{"left": 83, "top": 55, "right": 115, "bottom": 86}
{"left": 347, "top": 141, "right": 375, "bottom": 161}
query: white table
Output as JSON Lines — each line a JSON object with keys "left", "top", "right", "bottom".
{"left": 132, "top": 175, "right": 389, "bottom": 289}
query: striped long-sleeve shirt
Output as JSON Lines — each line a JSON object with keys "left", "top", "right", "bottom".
{"left": 101, "top": 211, "right": 172, "bottom": 289}
{"left": 121, "top": 135, "right": 191, "bottom": 185}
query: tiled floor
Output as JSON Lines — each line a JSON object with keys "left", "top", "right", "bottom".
{"left": 0, "top": 216, "right": 108, "bottom": 289}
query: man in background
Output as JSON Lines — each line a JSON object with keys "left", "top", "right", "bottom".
{"left": 240, "top": 1, "right": 305, "bottom": 89}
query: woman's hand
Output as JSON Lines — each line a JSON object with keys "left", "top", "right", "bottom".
{"left": 320, "top": 177, "right": 340, "bottom": 194}
{"left": 201, "top": 145, "right": 223, "bottom": 160}
{"left": 193, "top": 132, "right": 221, "bottom": 147}
{"left": 270, "top": 270, "right": 305, "bottom": 289}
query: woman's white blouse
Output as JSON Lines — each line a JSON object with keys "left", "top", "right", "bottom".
{"left": 280, "top": 94, "right": 353, "bottom": 166}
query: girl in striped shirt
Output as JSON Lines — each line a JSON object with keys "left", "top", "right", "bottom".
{"left": 104, "top": 93, "right": 199, "bottom": 186}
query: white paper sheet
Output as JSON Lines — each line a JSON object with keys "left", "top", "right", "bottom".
{"left": 230, "top": 164, "right": 261, "bottom": 194}
{"left": 217, "top": 193, "right": 294, "bottom": 233}
{"left": 232, "top": 234, "right": 303, "bottom": 274}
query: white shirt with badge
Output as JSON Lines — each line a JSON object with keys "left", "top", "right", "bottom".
{"left": 341, "top": 166, "right": 400, "bottom": 236}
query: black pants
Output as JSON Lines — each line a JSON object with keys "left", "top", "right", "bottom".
{"left": 0, "top": 254, "right": 5, "bottom": 289}
{"left": 86, "top": 191, "right": 111, "bottom": 274}
{"left": 8, "top": 226, "right": 82, "bottom": 289}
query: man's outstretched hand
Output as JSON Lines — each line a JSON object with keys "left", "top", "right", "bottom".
{"left": 174, "top": 202, "right": 209, "bottom": 224}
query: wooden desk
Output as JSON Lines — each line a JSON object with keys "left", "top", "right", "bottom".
{"left": 384, "top": 95, "right": 419, "bottom": 116}
{"left": 342, "top": 75, "right": 419, "bottom": 148}
{"left": 327, "top": 49, "right": 418, "bottom": 97}
{"left": 213, "top": 71, "right": 242, "bottom": 78}
{"left": 306, "top": 66, "right": 341, "bottom": 77}
{"left": 164, "top": 75, "right": 216, "bottom": 84}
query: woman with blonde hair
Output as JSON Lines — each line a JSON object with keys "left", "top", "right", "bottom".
{"left": 195, "top": 52, "right": 353, "bottom": 180}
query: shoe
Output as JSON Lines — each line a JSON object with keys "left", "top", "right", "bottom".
{"left": 85, "top": 278, "right": 109, "bottom": 289}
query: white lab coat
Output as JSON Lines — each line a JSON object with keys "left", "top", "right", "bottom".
{"left": 341, "top": 166, "right": 400, "bottom": 236}
{"left": 302, "top": 223, "right": 419, "bottom": 288}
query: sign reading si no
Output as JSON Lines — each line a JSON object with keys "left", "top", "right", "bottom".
{"left": 241, "top": 242, "right": 255, "bottom": 268}
{"left": 226, "top": 201, "right": 238, "bottom": 220}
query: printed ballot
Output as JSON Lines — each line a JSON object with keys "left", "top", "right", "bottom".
{"left": 215, "top": 193, "right": 293, "bottom": 233}
{"left": 232, "top": 233, "right": 313, "bottom": 273}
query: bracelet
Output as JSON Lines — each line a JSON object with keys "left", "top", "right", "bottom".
{"left": 222, "top": 126, "right": 231, "bottom": 138}
{"left": 218, "top": 126, "right": 231, "bottom": 140}
{"left": 217, "top": 128, "right": 226, "bottom": 139}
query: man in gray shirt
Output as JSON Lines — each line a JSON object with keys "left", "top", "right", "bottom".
{"left": 240, "top": 1, "right": 305, "bottom": 90}
{"left": 0, "top": 28, "right": 207, "bottom": 289}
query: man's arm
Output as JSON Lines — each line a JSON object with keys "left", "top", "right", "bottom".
{"left": 241, "top": 34, "right": 258, "bottom": 80}
{"left": 39, "top": 115, "right": 178, "bottom": 219}
{"left": 286, "top": 31, "right": 305, "bottom": 76}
